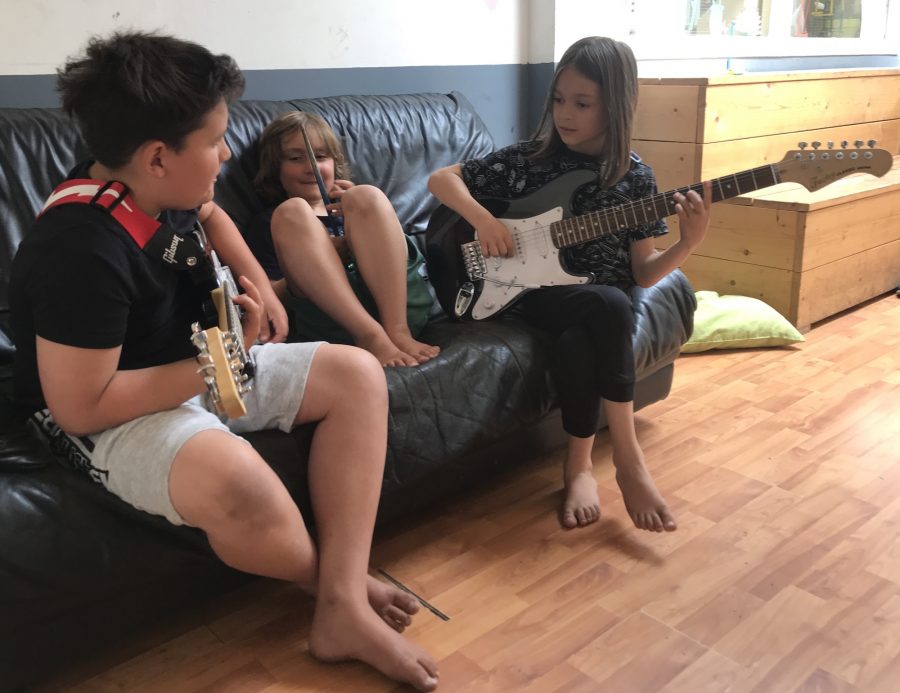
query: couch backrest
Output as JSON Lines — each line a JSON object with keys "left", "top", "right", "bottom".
{"left": 0, "top": 92, "right": 495, "bottom": 320}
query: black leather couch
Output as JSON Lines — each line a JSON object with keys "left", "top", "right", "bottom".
{"left": 0, "top": 92, "right": 695, "bottom": 691}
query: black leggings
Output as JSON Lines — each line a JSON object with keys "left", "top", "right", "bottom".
{"left": 519, "top": 284, "right": 635, "bottom": 438}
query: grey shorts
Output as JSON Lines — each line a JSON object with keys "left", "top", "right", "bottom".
{"left": 34, "top": 341, "right": 323, "bottom": 526}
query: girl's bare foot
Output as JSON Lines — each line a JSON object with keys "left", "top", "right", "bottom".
{"left": 561, "top": 469, "right": 601, "bottom": 528}
{"left": 614, "top": 456, "right": 677, "bottom": 532}
{"left": 356, "top": 329, "right": 419, "bottom": 367}
{"left": 367, "top": 575, "right": 419, "bottom": 632}
{"left": 387, "top": 327, "right": 440, "bottom": 364}
{"left": 310, "top": 596, "right": 439, "bottom": 691}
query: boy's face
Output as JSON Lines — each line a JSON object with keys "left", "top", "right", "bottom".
{"left": 278, "top": 129, "right": 336, "bottom": 205}
{"left": 162, "top": 100, "right": 231, "bottom": 209}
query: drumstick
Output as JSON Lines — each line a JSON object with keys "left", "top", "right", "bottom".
{"left": 298, "top": 118, "right": 344, "bottom": 237}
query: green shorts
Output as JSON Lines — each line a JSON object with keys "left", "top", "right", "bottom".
{"left": 284, "top": 236, "right": 433, "bottom": 344}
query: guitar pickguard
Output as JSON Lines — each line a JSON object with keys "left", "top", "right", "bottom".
{"left": 470, "top": 207, "right": 590, "bottom": 320}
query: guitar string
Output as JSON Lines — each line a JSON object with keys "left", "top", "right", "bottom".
{"left": 490, "top": 149, "right": 881, "bottom": 251}
{"left": 486, "top": 166, "right": 778, "bottom": 252}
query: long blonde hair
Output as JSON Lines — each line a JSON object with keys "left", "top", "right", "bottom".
{"left": 254, "top": 111, "right": 351, "bottom": 204}
{"left": 530, "top": 37, "right": 638, "bottom": 188}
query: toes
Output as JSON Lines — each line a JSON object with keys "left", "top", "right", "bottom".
{"left": 382, "top": 605, "right": 413, "bottom": 630}
{"left": 561, "top": 509, "right": 578, "bottom": 528}
{"left": 416, "top": 653, "right": 440, "bottom": 690}
{"left": 661, "top": 509, "right": 678, "bottom": 532}
{"left": 395, "top": 593, "right": 420, "bottom": 615}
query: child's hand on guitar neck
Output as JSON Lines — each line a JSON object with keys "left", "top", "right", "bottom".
{"left": 476, "top": 216, "right": 515, "bottom": 258}
{"left": 672, "top": 180, "right": 712, "bottom": 252}
{"left": 232, "top": 275, "right": 265, "bottom": 348}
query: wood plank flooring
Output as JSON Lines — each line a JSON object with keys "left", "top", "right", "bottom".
{"left": 48, "top": 291, "right": 900, "bottom": 692}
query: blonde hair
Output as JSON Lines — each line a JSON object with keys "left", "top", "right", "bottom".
{"left": 254, "top": 111, "right": 351, "bottom": 204}
{"left": 530, "top": 36, "right": 638, "bottom": 188}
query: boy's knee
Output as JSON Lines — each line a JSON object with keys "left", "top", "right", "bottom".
{"left": 322, "top": 344, "right": 387, "bottom": 404}
{"left": 173, "top": 445, "right": 279, "bottom": 528}
{"left": 341, "top": 184, "right": 385, "bottom": 214}
{"left": 272, "top": 197, "right": 316, "bottom": 235}
{"left": 346, "top": 347, "right": 388, "bottom": 400}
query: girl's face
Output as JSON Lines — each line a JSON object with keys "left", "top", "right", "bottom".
{"left": 278, "top": 128, "right": 336, "bottom": 204}
{"left": 551, "top": 66, "right": 607, "bottom": 156}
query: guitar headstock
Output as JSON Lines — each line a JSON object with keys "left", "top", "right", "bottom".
{"left": 192, "top": 324, "right": 251, "bottom": 419}
{"left": 775, "top": 140, "right": 893, "bottom": 192}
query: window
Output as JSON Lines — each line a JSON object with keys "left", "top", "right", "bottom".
{"left": 681, "top": 1, "right": 866, "bottom": 38}
{"left": 601, "top": 0, "right": 900, "bottom": 61}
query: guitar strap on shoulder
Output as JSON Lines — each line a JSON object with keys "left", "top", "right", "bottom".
{"left": 39, "top": 178, "right": 212, "bottom": 277}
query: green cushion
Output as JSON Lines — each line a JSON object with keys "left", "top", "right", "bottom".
{"left": 682, "top": 291, "right": 805, "bottom": 353}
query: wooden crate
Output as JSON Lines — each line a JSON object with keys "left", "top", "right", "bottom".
{"left": 658, "top": 156, "right": 900, "bottom": 331}
{"left": 635, "top": 68, "right": 900, "bottom": 192}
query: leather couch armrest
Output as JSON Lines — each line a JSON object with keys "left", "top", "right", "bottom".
{"left": 631, "top": 269, "right": 696, "bottom": 375}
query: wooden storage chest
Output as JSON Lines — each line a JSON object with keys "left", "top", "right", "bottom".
{"left": 637, "top": 68, "right": 900, "bottom": 329}
{"left": 657, "top": 156, "right": 900, "bottom": 331}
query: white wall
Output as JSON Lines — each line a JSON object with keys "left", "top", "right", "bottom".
{"left": 0, "top": 0, "right": 533, "bottom": 75}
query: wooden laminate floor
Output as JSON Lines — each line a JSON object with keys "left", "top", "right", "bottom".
{"left": 50, "top": 292, "right": 900, "bottom": 692}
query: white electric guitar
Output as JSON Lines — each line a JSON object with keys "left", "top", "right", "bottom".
{"left": 425, "top": 142, "right": 893, "bottom": 321}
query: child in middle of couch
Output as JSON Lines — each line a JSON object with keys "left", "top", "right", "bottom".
{"left": 246, "top": 111, "right": 439, "bottom": 367}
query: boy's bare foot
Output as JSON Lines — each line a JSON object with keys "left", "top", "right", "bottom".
{"left": 356, "top": 330, "right": 419, "bottom": 367}
{"left": 387, "top": 327, "right": 440, "bottom": 364}
{"left": 310, "top": 596, "right": 439, "bottom": 691}
{"left": 614, "top": 457, "right": 677, "bottom": 532}
{"left": 367, "top": 575, "right": 420, "bottom": 632}
{"left": 561, "top": 469, "right": 601, "bottom": 528}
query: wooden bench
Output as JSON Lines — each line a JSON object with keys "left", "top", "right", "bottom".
{"left": 658, "top": 155, "right": 900, "bottom": 331}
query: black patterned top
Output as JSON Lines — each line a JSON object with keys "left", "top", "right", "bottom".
{"left": 460, "top": 141, "right": 668, "bottom": 287}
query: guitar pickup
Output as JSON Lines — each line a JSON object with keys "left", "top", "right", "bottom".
{"left": 461, "top": 241, "right": 486, "bottom": 280}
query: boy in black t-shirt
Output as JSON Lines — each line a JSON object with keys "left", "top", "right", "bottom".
{"left": 9, "top": 32, "right": 437, "bottom": 692}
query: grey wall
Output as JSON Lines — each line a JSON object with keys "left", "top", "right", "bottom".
{"left": 0, "top": 63, "right": 559, "bottom": 148}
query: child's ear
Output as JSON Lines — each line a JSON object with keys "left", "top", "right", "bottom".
{"left": 137, "top": 141, "right": 167, "bottom": 178}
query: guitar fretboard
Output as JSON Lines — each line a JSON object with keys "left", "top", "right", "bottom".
{"left": 550, "top": 164, "right": 779, "bottom": 248}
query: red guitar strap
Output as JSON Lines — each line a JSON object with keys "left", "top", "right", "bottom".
{"left": 39, "top": 178, "right": 161, "bottom": 248}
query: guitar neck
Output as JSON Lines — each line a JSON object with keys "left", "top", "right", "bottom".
{"left": 551, "top": 163, "right": 779, "bottom": 248}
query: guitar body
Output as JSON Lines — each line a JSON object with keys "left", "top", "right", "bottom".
{"left": 426, "top": 170, "right": 595, "bottom": 321}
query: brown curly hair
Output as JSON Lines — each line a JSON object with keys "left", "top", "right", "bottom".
{"left": 254, "top": 111, "right": 351, "bottom": 204}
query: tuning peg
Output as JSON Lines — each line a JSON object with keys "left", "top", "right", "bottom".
{"left": 811, "top": 141, "right": 821, "bottom": 149}
{"left": 867, "top": 139, "right": 877, "bottom": 148}
{"left": 855, "top": 140, "right": 864, "bottom": 148}
{"left": 827, "top": 141, "right": 834, "bottom": 149}
{"left": 841, "top": 140, "right": 848, "bottom": 149}
{"left": 798, "top": 141, "right": 808, "bottom": 150}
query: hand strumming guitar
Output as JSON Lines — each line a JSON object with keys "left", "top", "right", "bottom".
{"left": 475, "top": 216, "right": 514, "bottom": 258}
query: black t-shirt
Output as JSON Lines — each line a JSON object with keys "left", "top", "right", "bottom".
{"left": 245, "top": 207, "right": 282, "bottom": 280}
{"left": 460, "top": 141, "right": 668, "bottom": 286}
{"left": 9, "top": 164, "right": 207, "bottom": 416}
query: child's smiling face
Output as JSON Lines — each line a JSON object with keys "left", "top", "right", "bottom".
{"left": 278, "top": 129, "right": 335, "bottom": 206}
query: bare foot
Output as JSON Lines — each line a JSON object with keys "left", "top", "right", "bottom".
{"left": 356, "top": 330, "right": 419, "bottom": 367}
{"left": 614, "top": 457, "right": 677, "bottom": 533}
{"left": 561, "top": 469, "right": 601, "bottom": 528}
{"left": 310, "top": 597, "right": 439, "bottom": 691}
{"left": 367, "top": 575, "right": 420, "bottom": 632}
{"left": 387, "top": 327, "right": 440, "bottom": 364}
